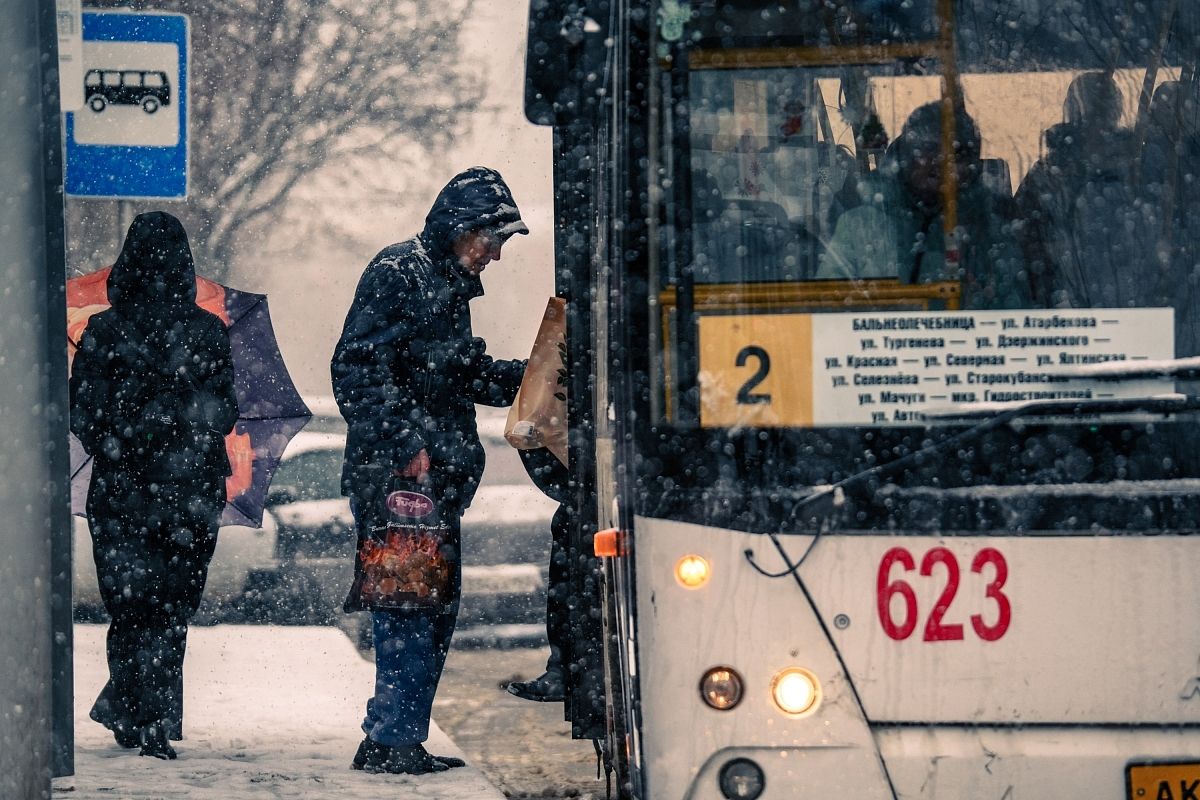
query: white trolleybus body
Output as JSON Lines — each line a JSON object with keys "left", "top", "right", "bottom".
{"left": 524, "top": 1, "right": 1200, "bottom": 798}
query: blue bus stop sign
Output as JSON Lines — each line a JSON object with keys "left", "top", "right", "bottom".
{"left": 65, "top": 11, "right": 189, "bottom": 199}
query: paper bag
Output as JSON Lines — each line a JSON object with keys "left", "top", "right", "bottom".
{"left": 505, "top": 297, "right": 568, "bottom": 465}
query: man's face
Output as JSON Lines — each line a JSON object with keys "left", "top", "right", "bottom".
{"left": 904, "top": 136, "right": 976, "bottom": 208}
{"left": 452, "top": 229, "right": 503, "bottom": 276}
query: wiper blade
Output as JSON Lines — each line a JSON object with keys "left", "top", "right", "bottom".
{"left": 925, "top": 393, "right": 1194, "bottom": 421}
{"left": 748, "top": 395, "right": 1199, "bottom": 579}
{"left": 806, "top": 395, "right": 1197, "bottom": 512}
{"left": 1048, "top": 356, "right": 1200, "bottom": 382}
{"left": 917, "top": 359, "right": 1200, "bottom": 421}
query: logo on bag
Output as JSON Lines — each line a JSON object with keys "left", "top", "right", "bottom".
{"left": 386, "top": 490, "right": 435, "bottom": 519}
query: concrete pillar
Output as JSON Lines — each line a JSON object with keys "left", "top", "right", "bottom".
{"left": 0, "top": 0, "right": 70, "bottom": 796}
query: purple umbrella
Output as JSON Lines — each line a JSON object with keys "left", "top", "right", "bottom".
{"left": 68, "top": 267, "right": 311, "bottom": 527}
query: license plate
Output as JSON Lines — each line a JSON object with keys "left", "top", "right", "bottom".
{"left": 1127, "top": 762, "right": 1200, "bottom": 799}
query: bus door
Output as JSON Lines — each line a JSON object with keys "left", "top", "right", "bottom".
{"left": 524, "top": 0, "right": 616, "bottom": 749}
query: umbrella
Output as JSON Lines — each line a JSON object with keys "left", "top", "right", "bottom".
{"left": 67, "top": 267, "right": 311, "bottom": 527}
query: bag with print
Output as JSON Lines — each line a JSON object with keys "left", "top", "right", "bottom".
{"left": 352, "top": 476, "right": 453, "bottom": 610}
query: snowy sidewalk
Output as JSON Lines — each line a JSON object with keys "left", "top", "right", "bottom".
{"left": 53, "top": 624, "right": 505, "bottom": 799}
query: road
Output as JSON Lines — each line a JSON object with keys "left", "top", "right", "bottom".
{"left": 433, "top": 646, "right": 606, "bottom": 800}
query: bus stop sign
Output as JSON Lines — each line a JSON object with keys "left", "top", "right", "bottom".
{"left": 65, "top": 11, "right": 189, "bottom": 199}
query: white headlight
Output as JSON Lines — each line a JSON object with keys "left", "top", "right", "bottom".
{"left": 771, "top": 667, "right": 820, "bottom": 716}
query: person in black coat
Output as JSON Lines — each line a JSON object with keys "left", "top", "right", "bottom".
{"left": 70, "top": 212, "right": 238, "bottom": 760}
{"left": 332, "top": 166, "right": 528, "bottom": 775}
{"left": 508, "top": 448, "right": 570, "bottom": 702}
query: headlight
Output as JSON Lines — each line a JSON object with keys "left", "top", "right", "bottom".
{"left": 771, "top": 667, "right": 821, "bottom": 716}
{"left": 700, "top": 666, "right": 743, "bottom": 710}
{"left": 719, "top": 758, "right": 765, "bottom": 799}
{"left": 674, "top": 554, "right": 710, "bottom": 588}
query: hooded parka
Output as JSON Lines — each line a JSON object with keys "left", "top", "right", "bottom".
{"left": 71, "top": 211, "right": 238, "bottom": 488}
{"left": 332, "top": 167, "right": 528, "bottom": 517}
{"left": 333, "top": 167, "right": 527, "bottom": 615}
{"left": 69, "top": 211, "right": 238, "bottom": 752}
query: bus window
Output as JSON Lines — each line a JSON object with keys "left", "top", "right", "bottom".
{"left": 687, "top": 69, "right": 862, "bottom": 283}
{"left": 102, "top": 71, "right": 120, "bottom": 87}
{"left": 143, "top": 72, "right": 165, "bottom": 88}
{"left": 654, "top": 0, "right": 1200, "bottom": 431}
{"left": 680, "top": 65, "right": 1030, "bottom": 307}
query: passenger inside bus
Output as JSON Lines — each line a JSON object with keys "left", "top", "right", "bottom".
{"left": 816, "top": 101, "right": 1030, "bottom": 310}
{"left": 688, "top": 72, "right": 857, "bottom": 283}
{"left": 1142, "top": 79, "right": 1200, "bottom": 357}
{"left": 1143, "top": 79, "right": 1200, "bottom": 199}
{"left": 1014, "top": 71, "right": 1150, "bottom": 310}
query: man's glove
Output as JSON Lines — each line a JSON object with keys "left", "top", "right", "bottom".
{"left": 449, "top": 336, "right": 489, "bottom": 372}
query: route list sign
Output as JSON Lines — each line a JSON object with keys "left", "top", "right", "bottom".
{"left": 698, "top": 308, "right": 1173, "bottom": 427}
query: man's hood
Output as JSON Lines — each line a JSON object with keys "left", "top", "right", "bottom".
{"left": 107, "top": 211, "right": 197, "bottom": 309}
{"left": 421, "top": 167, "right": 529, "bottom": 259}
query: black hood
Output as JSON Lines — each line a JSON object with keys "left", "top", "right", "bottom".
{"left": 421, "top": 167, "right": 529, "bottom": 260}
{"left": 107, "top": 211, "right": 197, "bottom": 309}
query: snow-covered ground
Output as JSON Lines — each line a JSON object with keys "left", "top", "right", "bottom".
{"left": 53, "top": 625, "right": 504, "bottom": 799}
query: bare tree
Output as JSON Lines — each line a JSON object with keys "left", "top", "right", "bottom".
{"left": 74, "top": 0, "right": 482, "bottom": 281}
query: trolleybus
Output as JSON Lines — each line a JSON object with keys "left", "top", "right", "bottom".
{"left": 526, "top": 1, "right": 1200, "bottom": 798}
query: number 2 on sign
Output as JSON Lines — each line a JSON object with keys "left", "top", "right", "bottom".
{"left": 876, "top": 546, "right": 1011, "bottom": 641}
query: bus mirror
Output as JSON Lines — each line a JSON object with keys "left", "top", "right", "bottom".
{"left": 525, "top": 0, "right": 597, "bottom": 126}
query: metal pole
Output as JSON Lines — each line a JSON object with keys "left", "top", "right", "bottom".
{"left": 117, "top": 199, "right": 132, "bottom": 249}
{"left": 44, "top": 0, "right": 74, "bottom": 775}
{"left": 0, "top": 0, "right": 71, "bottom": 794}
{"left": 937, "top": 0, "right": 960, "bottom": 266}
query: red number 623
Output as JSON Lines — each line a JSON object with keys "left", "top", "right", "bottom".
{"left": 876, "top": 546, "right": 1011, "bottom": 642}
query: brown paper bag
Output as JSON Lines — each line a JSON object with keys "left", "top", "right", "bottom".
{"left": 505, "top": 297, "right": 568, "bottom": 465}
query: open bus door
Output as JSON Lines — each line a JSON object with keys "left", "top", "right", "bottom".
{"left": 524, "top": 0, "right": 614, "bottom": 756}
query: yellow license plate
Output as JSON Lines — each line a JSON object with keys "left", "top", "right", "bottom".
{"left": 1127, "top": 762, "right": 1200, "bottom": 799}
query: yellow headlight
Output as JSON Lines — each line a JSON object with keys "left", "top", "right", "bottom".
{"left": 771, "top": 667, "right": 820, "bottom": 716}
{"left": 675, "top": 554, "right": 710, "bottom": 588}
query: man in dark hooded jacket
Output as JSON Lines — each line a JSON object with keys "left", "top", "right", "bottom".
{"left": 1015, "top": 71, "right": 1156, "bottom": 310}
{"left": 332, "top": 167, "right": 528, "bottom": 775}
{"left": 70, "top": 211, "right": 239, "bottom": 760}
{"left": 817, "top": 101, "right": 1030, "bottom": 310}
{"left": 1142, "top": 80, "right": 1200, "bottom": 358}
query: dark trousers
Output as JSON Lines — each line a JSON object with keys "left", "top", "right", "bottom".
{"left": 364, "top": 599, "right": 459, "bottom": 746}
{"left": 351, "top": 499, "right": 462, "bottom": 747}
{"left": 87, "top": 476, "right": 220, "bottom": 736}
{"left": 545, "top": 504, "right": 571, "bottom": 669}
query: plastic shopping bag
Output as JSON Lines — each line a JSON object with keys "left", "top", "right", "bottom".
{"left": 505, "top": 297, "right": 568, "bottom": 465}
{"left": 352, "top": 477, "right": 454, "bottom": 610}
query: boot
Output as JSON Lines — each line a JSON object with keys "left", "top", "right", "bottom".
{"left": 111, "top": 720, "right": 141, "bottom": 749}
{"left": 351, "top": 737, "right": 385, "bottom": 771}
{"left": 364, "top": 743, "right": 450, "bottom": 775}
{"left": 92, "top": 712, "right": 139, "bottom": 749}
{"left": 90, "top": 693, "right": 139, "bottom": 748}
{"left": 138, "top": 724, "right": 177, "bottom": 760}
{"left": 421, "top": 743, "right": 466, "bottom": 769}
{"left": 506, "top": 667, "right": 565, "bottom": 702}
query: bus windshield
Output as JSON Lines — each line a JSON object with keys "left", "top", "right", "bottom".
{"left": 645, "top": 0, "right": 1200, "bottom": 531}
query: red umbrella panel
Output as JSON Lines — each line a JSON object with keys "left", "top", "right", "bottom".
{"left": 67, "top": 267, "right": 312, "bottom": 527}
